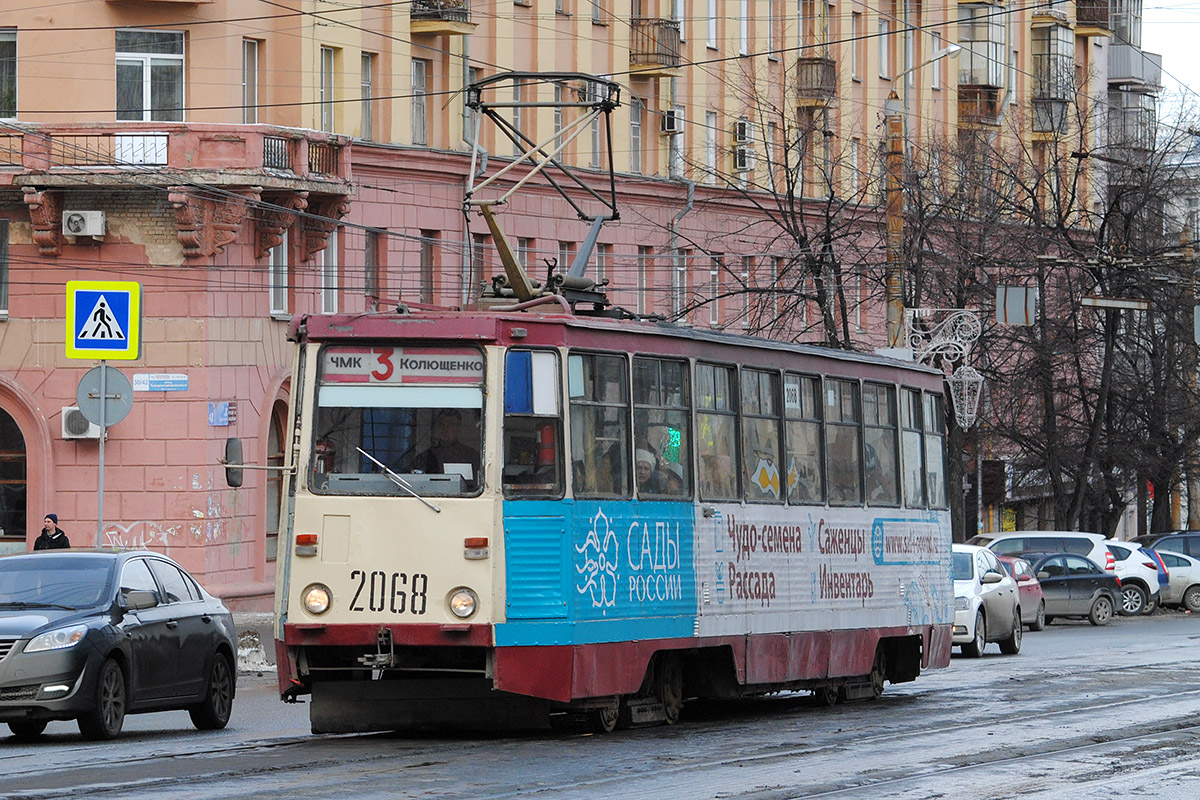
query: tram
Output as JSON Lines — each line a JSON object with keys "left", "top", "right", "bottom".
{"left": 261, "top": 308, "right": 954, "bottom": 733}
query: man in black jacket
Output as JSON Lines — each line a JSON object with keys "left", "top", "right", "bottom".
{"left": 33, "top": 514, "right": 70, "bottom": 550}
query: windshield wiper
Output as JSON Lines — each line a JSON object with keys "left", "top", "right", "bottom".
{"left": 0, "top": 601, "right": 76, "bottom": 610}
{"left": 355, "top": 447, "right": 442, "bottom": 513}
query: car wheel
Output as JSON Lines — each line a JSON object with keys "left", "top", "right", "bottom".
{"left": 961, "top": 610, "right": 986, "bottom": 658}
{"left": 999, "top": 609, "right": 1022, "bottom": 655}
{"left": 189, "top": 652, "right": 235, "bottom": 730}
{"left": 1184, "top": 586, "right": 1200, "bottom": 613}
{"left": 1089, "top": 595, "right": 1114, "bottom": 626}
{"left": 1120, "top": 584, "right": 1147, "bottom": 616}
{"left": 1030, "top": 600, "right": 1046, "bottom": 632}
{"left": 78, "top": 659, "right": 126, "bottom": 740}
{"left": 8, "top": 720, "right": 48, "bottom": 741}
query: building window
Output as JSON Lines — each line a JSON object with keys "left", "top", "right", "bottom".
{"left": 930, "top": 32, "right": 942, "bottom": 90}
{"left": 767, "top": 0, "right": 777, "bottom": 55}
{"left": 630, "top": 97, "right": 643, "bottom": 173}
{"left": 265, "top": 401, "right": 286, "bottom": 561}
{"left": 319, "top": 46, "right": 336, "bottom": 131}
{"left": 593, "top": 0, "right": 606, "bottom": 23}
{"left": 668, "top": 104, "right": 684, "bottom": 178}
{"left": 0, "top": 30, "right": 13, "bottom": 119}
{"left": 361, "top": 53, "right": 375, "bottom": 140}
{"left": 412, "top": 59, "right": 428, "bottom": 145}
{"left": 704, "top": 110, "right": 717, "bottom": 183}
{"left": 637, "top": 246, "right": 652, "bottom": 314}
{"left": 850, "top": 136, "right": 861, "bottom": 194}
{"left": 419, "top": 230, "right": 437, "bottom": 304}
{"left": 709, "top": 265, "right": 720, "bottom": 327}
{"left": 672, "top": 249, "right": 689, "bottom": 316}
{"left": 850, "top": 13, "right": 861, "bottom": 80}
{"left": 553, "top": 83, "right": 564, "bottom": 150}
{"left": 595, "top": 242, "right": 610, "bottom": 282}
{"left": 322, "top": 227, "right": 340, "bottom": 313}
{"left": 116, "top": 29, "right": 184, "bottom": 122}
{"left": 588, "top": 80, "right": 603, "bottom": 167}
{"left": 469, "top": 233, "right": 489, "bottom": 303}
{"left": 364, "top": 229, "right": 381, "bottom": 309}
{"left": 707, "top": 0, "right": 718, "bottom": 48}
{"left": 674, "top": 0, "right": 686, "bottom": 39}
{"left": 877, "top": 17, "right": 890, "bottom": 78}
{"left": 0, "top": 407, "right": 27, "bottom": 543}
{"left": 739, "top": 0, "right": 749, "bottom": 55}
{"left": 517, "top": 237, "right": 533, "bottom": 270}
{"left": 463, "top": 66, "right": 480, "bottom": 141}
{"left": 558, "top": 241, "right": 575, "bottom": 271}
{"left": 269, "top": 230, "right": 289, "bottom": 317}
{"left": 242, "top": 39, "right": 259, "bottom": 124}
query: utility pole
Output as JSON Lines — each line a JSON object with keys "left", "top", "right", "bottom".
{"left": 885, "top": 91, "right": 904, "bottom": 348}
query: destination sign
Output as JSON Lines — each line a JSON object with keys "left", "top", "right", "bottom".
{"left": 320, "top": 346, "right": 484, "bottom": 385}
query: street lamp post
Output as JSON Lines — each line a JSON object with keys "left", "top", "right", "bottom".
{"left": 882, "top": 43, "right": 962, "bottom": 351}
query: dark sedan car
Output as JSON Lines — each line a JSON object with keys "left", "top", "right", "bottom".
{"left": 0, "top": 550, "right": 236, "bottom": 741}
{"left": 1029, "top": 553, "right": 1121, "bottom": 626}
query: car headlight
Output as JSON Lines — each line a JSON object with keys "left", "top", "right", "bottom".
{"left": 25, "top": 624, "right": 89, "bottom": 653}
{"left": 955, "top": 596, "right": 969, "bottom": 611}
{"left": 448, "top": 587, "right": 478, "bottom": 619}
{"left": 302, "top": 583, "right": 331, "bottom": 615}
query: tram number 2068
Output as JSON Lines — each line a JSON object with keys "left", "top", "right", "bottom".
{"left": 348, "top": 569, "right": 429, "bottom": 615}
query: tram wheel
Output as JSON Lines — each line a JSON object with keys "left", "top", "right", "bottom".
{"left": 658, "top": 654, "right": 684, "bottom": 725}
{"left": 869, "top": 649, "right": 887, "bottom": 700}
{"left": 587, "top": 704, "right": 619, "bottom": 734}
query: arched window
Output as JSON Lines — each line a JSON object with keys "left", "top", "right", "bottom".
{"left": 0, "top": 409, "right": 26, "bottom": 549}
{"left": 265, "top": 400, "right": 286, "bottom": 561}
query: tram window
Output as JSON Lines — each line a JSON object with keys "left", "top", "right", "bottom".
{"left": 825, "top": 379, "right": 862, "bottom": 505}
{"left": 568, "top": 352, "right": 631, "bottom": 497}
{"left": 784, "top": 373, "right": 823, "bottom": 504}
{"left": 741, "top": 369, "right": 782, "bottom": 503}
{"left": 310, "top": 345, "right": 484, "bottom": 498}
{"left": 503, "top": 350, "right": 563, "bottom": 498}
{"left": 696, "top": 363, "right": 738, "bottom": 500}
{"left": 863, "top": 383, "right": 899, "bottom": 506}
{"left": 924, "top": 393, "right": 948, "bottom": 509}
{"left": 633, "top": 357, "right": 692, "bottom": 498}
{"left": 900, "top": 388, "right": 925, "bottom": 508}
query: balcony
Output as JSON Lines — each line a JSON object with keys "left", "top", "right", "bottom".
{"left": 1, "top": 123, "right": 354, "bottom": 260}
{"left": 629, "top": 18, "right": 681, "bottom": 77}
{"left": 1074, "top": 0, "right": 1111, "bottom": 36}
{"left": 1109, "top": 44, "right": 1162, "bottom": 90}
{"left": 958, "top": 86, "right": 1002, "bottom": 126}
{"left": 410, "top": 0, "right": 476, "bottom": 35}
{"left": 796, "top": 57, "right": 837, "bottom": 106}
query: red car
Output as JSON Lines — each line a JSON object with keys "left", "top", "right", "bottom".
{"left": 999, "top": 555, "right": 1047, "bottom": 631}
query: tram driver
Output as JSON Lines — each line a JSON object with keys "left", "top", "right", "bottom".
{"left": 415, "top": 409, "right": 481, "bottom": 487}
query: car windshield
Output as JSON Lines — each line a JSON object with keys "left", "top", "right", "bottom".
{"left": 952, "top": 552, "right": 974, "bottom": 581}
{"left": 0, "top": 556, "right": 114, "bottom": 609}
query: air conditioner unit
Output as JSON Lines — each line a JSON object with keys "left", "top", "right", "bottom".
{"left": 661, "top": 108, "right": 684, "bottom": 134}
{"left": 734, "top": 145, "right": 756, "bottom": 172}
{"left": 62, "top": 210, "right": 106, "bottom": 237}
{"left": 733, "top": 118, "right": 752, "bottom": 145}
{"left": 62, "top": 407, "right": 101, "bottom": 440}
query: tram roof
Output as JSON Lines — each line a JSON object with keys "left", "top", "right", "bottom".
{"left": 290, "top": 309, "right": 943, "bottom": 381}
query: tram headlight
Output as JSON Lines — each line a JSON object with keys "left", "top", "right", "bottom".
{"left": 303, "top": 583, "right": 332, "bottom": 615}
{"left": 448, "top": 587, "right": 478, "bottom": 619}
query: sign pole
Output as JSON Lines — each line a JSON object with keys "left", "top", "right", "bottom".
{"left": 97, "top": 362, "right": 106, "bottom": 547}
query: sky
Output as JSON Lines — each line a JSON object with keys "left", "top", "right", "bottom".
{"left": 1143, "top": 2, "right": 1200, "bottom": 124}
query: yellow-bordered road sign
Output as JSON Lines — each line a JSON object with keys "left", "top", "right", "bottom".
{"left": 66, "top": 280, "right": 141, "bottom": 360}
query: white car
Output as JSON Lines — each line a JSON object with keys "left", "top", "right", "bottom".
{"left": 1154, "top": 550, "right": 1200, "bottom": 612}
{"left": 952, "top": 544, "right": 1023, "bottom": 657}
{"left": 1104, "top": 539, "right": 1162, "bottom": 615}
{"left": 970, "top": 530, "right": 1115, "bottom": 573}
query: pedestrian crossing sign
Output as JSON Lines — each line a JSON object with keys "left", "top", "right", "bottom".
{"left": 65, "top": 280, "right": 141, "bottom": 360}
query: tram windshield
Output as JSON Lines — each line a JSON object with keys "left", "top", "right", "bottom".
{"left": 309, "top": 345, "right": 485, "bottom": 497}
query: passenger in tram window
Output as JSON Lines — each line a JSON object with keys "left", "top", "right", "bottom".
{"left": 636, "top": 448, "right": 668, "bottom": 494}
{"left": 664, "top": 462, "right": 686, "bottom": 495}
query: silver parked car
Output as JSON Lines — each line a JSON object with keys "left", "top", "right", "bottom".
{"left": 1154, "top": 550, "right": 1200, "bottom": 612}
